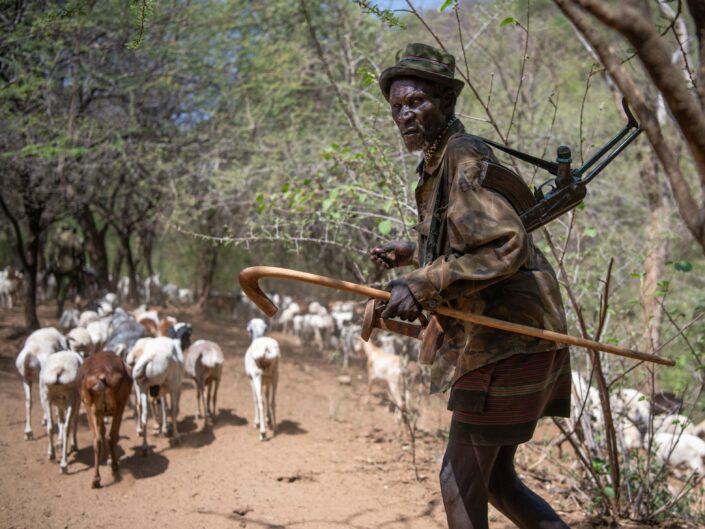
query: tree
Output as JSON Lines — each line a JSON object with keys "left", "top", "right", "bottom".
{"left": 553, "top": 0, "right": 705, "bottom": 254}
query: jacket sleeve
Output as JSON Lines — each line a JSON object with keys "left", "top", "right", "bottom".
{"left": 404, "top": 158, "right": 529, "bottom": 306}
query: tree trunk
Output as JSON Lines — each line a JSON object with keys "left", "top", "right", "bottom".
{"left": 23, "top": 206, "right": 43, "bottom": 331}
{"left": 198, "top": 244, "right": 219, "bottom": 310}
{"left": 111, "top": 244, "right": 125, "bottom": 291}
{"left": 121, "top": 234, "right": 139, "bottom": 304}
{"left": 639, "top": 152, "right": 668, "bottom": 350}
{"left": 78, "top": 206, "right": 111, "bottom": 291}
{"left": 141, "top": 231, "right": 154, "bottom": 278}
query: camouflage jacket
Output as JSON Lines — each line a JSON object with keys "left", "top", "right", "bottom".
{"left": 403, "top": 120, "right": 567, "bottom": 393}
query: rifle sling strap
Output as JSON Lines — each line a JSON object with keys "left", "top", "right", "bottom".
{"left": 422, "top": 160, "right": 536, "bottom": 268}
{"left": 478, "top": 161, "right": 537, "bottom": 218}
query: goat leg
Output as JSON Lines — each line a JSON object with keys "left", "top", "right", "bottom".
{"left": 23, "top": 381, "right": 33, "bottom": 440}
{"left": 140, "top": 390, "right": 149, "bottom": 456}
{"left": 270, "top": 372, "right": 278, "bottom": 435}
{"left": 170, "top": 388, "right": 181, "bottom": 446}
{"left": 110, "top": 401, "right": 126, "bottom": 481}
{"left": 45, "top": 395, "right": 55, "bottom": 461}
{"left": 204, "top": 382, "right": 211, "bottom": 420}
{"left": 59, "top": 403, "right": 74, "bottom": 474}
{"left": 249, "top": 378, "right": 260, "bottom": 430}
{"left": 195, "top": 383, "right": 203, "bottom": 420}
{"left": 212, "top": 378, "right": 220, "bottom": 421}
{"left": 86, "top": 408, "right": 102, "bottom": 489}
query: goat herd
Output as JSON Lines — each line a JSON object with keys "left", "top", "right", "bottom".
{"left": 9, "top": 284, "right": 705, "bottom": 493}
{"left": 11, "top": 288, "right": 412, "bottom": 491}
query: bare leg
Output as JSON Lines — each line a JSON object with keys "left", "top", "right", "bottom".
{"left": 488, "top": 446, "right": 569, "bottom": 529}
{"left": 440, "top": 439, "right": 500, "bottom": 529}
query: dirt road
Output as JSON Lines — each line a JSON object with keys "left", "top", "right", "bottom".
{"left": 0, "top": 305, "right": 591, "bottom": 529}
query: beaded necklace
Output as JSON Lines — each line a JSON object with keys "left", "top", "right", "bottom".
{"left": 423, "top": 115, "right": 459, "bottom": 164}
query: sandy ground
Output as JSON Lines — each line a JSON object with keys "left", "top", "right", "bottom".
{"left": 0, "top": 304, "right": 602, "bottom": 529}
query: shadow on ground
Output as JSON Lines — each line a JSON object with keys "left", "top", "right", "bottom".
{"left": 276, "top": 419, "right": 306, "bottom": 435}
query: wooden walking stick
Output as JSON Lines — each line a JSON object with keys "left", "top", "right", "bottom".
{"left": 239, "top": 266, "right": 675, "bottom": 367}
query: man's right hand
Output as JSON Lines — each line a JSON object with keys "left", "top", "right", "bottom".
{"left": 369, "top": 241, "right": 416, "bottom": 269}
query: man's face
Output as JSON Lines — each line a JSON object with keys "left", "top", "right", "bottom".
{"left": 389, "top": 77, "right": 448, "bottom": 153}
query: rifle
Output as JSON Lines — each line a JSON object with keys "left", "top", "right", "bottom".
{"left": 480, "top": 98, "right": 642, "bottom": 232}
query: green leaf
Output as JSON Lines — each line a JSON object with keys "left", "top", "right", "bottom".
{"left": 656, "top": 280, "right": 670, "bottom": 296}
{"left": 674, "top": 260, "right": 693, "bottom": 272}
{"left": 281, "top": 182, "right": 290, "bottom": 193}
{"left": 576, "top": 201, "right": 586, "bottom": 210}
{"left": 629, "top": 272, "right": 643, "bottom": 278}
{"left": 358, "top": 66, "right": 376, "bottom": 88}
{"left": 378, "top": 219, "right": 392, "bottom": 235}
{"left": 322, "top": 198, "right": 333, "bottom": 211}
{"left": 603, "top": 486, "right": 615, "bottom": 499}
{"left": 439, "top": 0, "right": 455, "bottom": 12}
{"left": 499, "top": 17, "right": 516, "bottom": 27}
{"left": 584, "top": 227, "right": 597, "bottom": 238}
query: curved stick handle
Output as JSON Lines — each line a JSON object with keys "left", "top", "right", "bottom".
{"left": 238, "top": 266, "right": 675, "bottom": 367}
{"left": 239, "top": 266, "right": 391, "bottom": 317}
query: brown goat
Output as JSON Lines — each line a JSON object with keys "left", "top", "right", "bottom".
{"left": 139, "top": 317, "right": 158, "bottom": 337}
{"left": 77, "top": 351, "right": 132, "bottom": 488}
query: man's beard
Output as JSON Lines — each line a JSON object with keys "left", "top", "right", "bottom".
{"left": 402, "top": 128, "right": 432, "bottom": 153}
{"left": 401, "top": 120, "right": 445, "bottom": 153}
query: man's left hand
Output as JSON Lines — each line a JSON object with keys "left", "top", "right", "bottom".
{"left": 381, "top": 278, "right": 423, "bottom": 321}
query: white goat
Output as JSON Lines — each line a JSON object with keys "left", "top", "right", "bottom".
{"left": 15, "top": 327, "right": 68, "bottom": 440}
{"left": 652, "top": 414, "right": 695, "bottom": 436}
{"left": 184, "top": 340, "right": 224, "bottom": 421}
{"left": 86, "top": 318, "right": 110, "bottom": 352}
{"left": 610, "top": 388, "right": 650, "bottom": 431}
{"left": 354, "top": 337, "right": 404, "bottom": 413}
{"left": 569, "top": 370, "right": 602, "bottom": 443}
{"left": 277, "top": 302, "right": 300, "bottom": 333}
{"left": 59, "top": 308, "right": 80, "bottom": 331}
{"left": 339, "top": 323, "right": 362, "bottom": 368}
{"left": 0, "top": 268, "right": 22, "bottom": 308}
{"left": 40, "top": 350, "right": 83, "bottom": 472}
{"left": 131, "top": 336, "right": 184, "bottom": 453}
{"left": 79, "top": 310, "right": 100, "bottom": 328}
{"left": 246, "top": 318, "right": 268, "bottom": 340}
{"left": 653, "top": 432, "right": 705, "bottom": 475}
{"left": 67, "top": 327, "right": 94, "bottom": 357}
{"left": 244, "top": 337, "right": 280, "bottom": 441}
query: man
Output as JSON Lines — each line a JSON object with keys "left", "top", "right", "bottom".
{"left": 370, "top": 43, "right": 571, "bottom": 529}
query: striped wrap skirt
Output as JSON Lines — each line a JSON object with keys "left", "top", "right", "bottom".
{"left": 447, "top": 348, "right": 571, "bottom": 446}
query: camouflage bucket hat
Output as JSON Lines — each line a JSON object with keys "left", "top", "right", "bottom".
{"left": 379, "top": 43, "right": 465, "bottom": 101}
